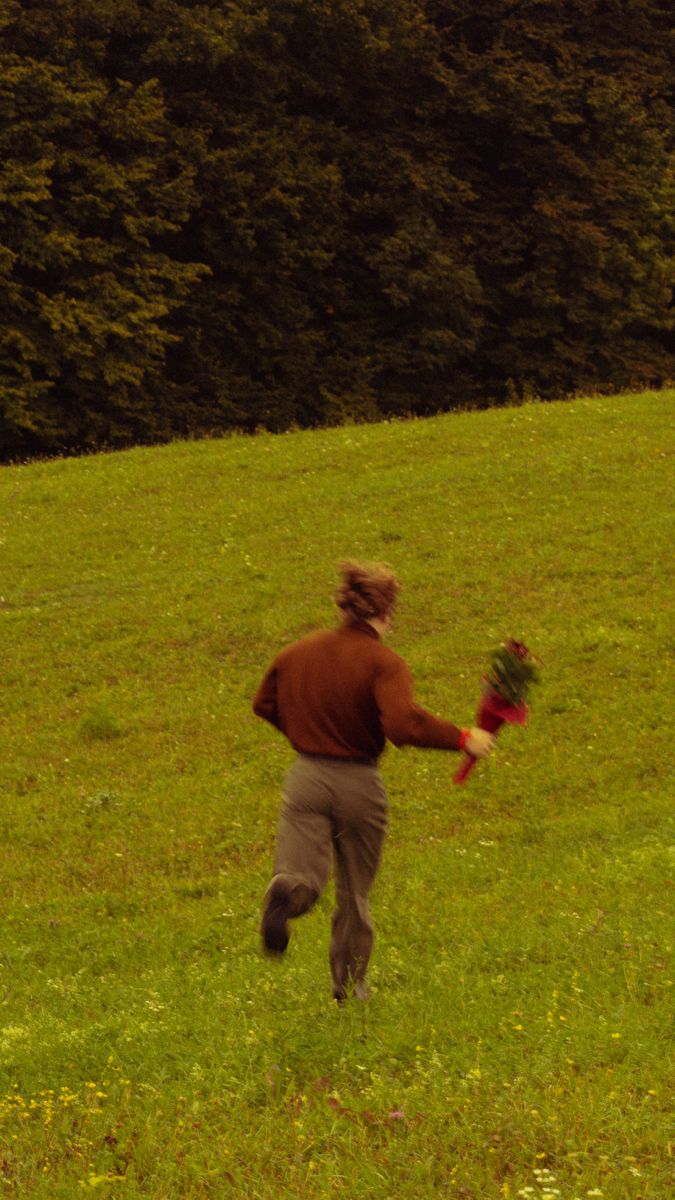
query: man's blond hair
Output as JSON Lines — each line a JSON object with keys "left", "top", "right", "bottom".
{"left": 334, "top": 560, "right": 400, "bottom": 623}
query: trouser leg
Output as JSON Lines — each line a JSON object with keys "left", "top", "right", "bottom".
{"left": 267, "top": 757, "right": 333, "bottom": 916}
{"left": 329, "top": 766, "right": 388, "bottom": 999}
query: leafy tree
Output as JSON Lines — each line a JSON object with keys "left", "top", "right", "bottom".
{"left": 433, "top": 0, "right": 675, "bottom": 398}
{"left": 0, "top": 1, "right": 206, "bottom": 458}
{"left": 137, "top": 0, "right": 485, "bottom": 429}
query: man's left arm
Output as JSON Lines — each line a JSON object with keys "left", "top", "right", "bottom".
{"left": 374, "top": 655, "right": 464, "bottom": 750}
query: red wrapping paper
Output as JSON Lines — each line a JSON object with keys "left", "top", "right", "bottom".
{"left": 453, "top": 686, "right": 528, "bottom": 784}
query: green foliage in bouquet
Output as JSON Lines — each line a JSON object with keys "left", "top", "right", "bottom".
{"left": 486, "top": 639, "right": 541, "bottom": 707}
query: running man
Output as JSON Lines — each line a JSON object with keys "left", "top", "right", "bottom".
{"left": 253, "top": 560, "right": 495, "bottom": 1001}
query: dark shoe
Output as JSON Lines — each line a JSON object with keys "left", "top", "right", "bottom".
{"left": 261, "top": 881, "right": 291, "bottom": 955}
{"left": 333, "top": 979, "right": 368, "bottom": 1004}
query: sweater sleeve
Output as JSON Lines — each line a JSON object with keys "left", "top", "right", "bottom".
{"left": 373, "top": 653, "right": 463, "bottom": 751}
{"left": 253, "top": 662, "right": 281, "bottom": 730}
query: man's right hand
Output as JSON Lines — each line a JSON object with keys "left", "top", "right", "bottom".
{"left": 464, "top": 728, "right": 496, "bottom": 758}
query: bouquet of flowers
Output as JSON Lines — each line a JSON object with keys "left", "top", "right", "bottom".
{"left": 454, "top": 639, "right": 541, "bottom": 784}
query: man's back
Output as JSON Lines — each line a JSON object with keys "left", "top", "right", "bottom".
{"left": 253, "top": 620, "right": 463, "bottom": 759}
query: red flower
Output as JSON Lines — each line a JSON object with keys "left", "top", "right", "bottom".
{"left": 453, "top": 640, "right": 539, "bottom": 785}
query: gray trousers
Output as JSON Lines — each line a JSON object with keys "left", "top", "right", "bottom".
{"left": 269, "top": 754, "right": 388, "bottom": 996}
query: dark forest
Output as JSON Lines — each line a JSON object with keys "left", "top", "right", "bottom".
{"left": 1, "top": 0, "right": 673, "bottom": 459}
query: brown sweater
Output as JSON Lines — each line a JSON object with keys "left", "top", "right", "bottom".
{"left": 253, "top": 620, "right": 463, "bottom": 761}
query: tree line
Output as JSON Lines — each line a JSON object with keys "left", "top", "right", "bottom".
{"left": 1, "top": 0, "right": 673, "bottom": 460}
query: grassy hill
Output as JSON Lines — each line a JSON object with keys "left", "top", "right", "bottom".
{"left": 1, "top": 390, "right": 673, "bottom": 1199}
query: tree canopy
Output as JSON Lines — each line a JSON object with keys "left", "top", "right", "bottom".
{"left": 1, "top": 0, "right": 673, "bottom": 459}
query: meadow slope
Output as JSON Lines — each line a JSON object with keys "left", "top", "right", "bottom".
{"left": 1, "top": 391, "right": 673, "bottom": 1199}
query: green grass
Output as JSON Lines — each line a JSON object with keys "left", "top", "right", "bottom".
{"left": 1, "top": 390, "right": 673, "bottom": 1199}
